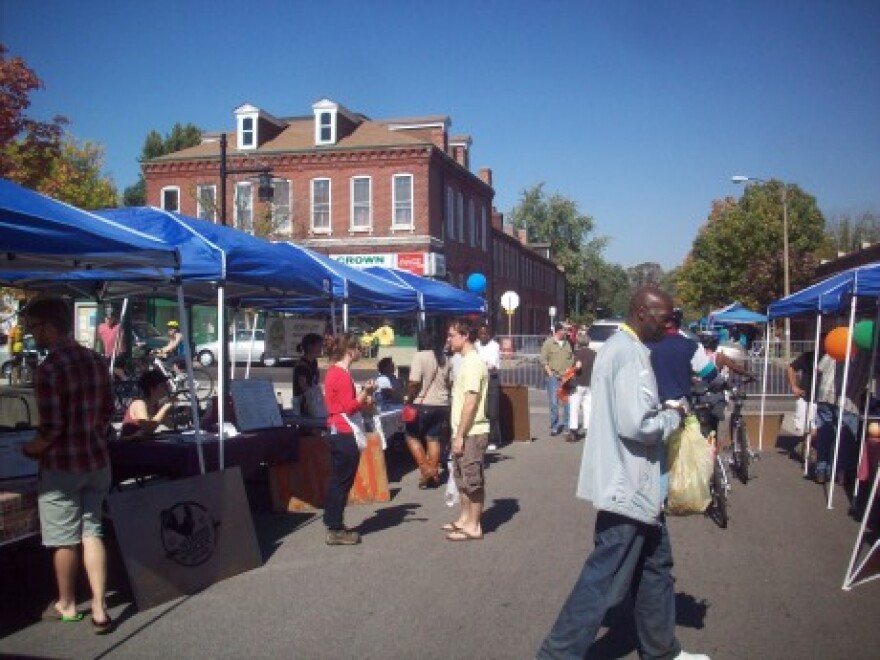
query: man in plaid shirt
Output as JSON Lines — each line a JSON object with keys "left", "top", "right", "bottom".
{"left": 22, "top": 297, "right": 115, "bottom": 633}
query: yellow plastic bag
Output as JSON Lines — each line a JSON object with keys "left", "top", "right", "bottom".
{"left": 666, "top": 415, "right": 714, "bottom": 516}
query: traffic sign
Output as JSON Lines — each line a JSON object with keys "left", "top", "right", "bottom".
{"left": 500, "top": 290, "right": 520, "bottom": 312}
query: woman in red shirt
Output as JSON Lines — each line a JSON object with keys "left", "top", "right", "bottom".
{"left": 323, "top": 333, "right": 375, "bottom": 545}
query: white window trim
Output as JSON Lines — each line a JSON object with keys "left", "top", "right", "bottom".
{"left": 196, "top": 184, "right": 216, "bottom": 222}
{"left": 238, "top": 114, "right": 257, "bottom": 150}
{"left": 234, "top": 182, "right": 253, "bottom": 232}
{"left": 350, "top": 175, "right": 372, "bottom": 232}
{"left": 272, "top": 179, "right": 292, "bottom": 235}
{"left": 392, "top": 173, "right": 414, "bottom": 229}
{"left": 160, "top": 185, "right": 180, "bottom": 212}
{"left": 311, "top": 178, "right": 332, "bottom": 234}
{"left": 316, "top": 109, "right": 336, "bottom": 145}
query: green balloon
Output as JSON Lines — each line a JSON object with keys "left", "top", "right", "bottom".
{"left": 853, "top": 320, "right": 876, "bottom": 350}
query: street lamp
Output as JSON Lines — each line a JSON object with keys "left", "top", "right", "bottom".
{"left": 219, "top": 133, "right": 273, "bottom": 227}
{"left": 732, "top": 174, "right": 790, "bottom": 358}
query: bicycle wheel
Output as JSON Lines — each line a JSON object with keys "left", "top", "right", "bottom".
{"left": 709, "top": 458, "right": 728, "bottom": 529}
{"left": 736, "top": 425, "right": 750, "bottom": 484}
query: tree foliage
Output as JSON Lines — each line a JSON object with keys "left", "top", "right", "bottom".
{"left": 0, "top": 44, "right": 67, "bottom": 188}
{"left": 509, "top": 183, "right": 627, "bottom": 320}
{"left": 820, "top": 211, "right": 880, "bottom": 258}
{"left": 123, "top": 123, "right": 202, "bottom": 206}
{"left": 0, "top": 45, "right": 116, "bottom": 207}
{"left": 677, "top": 180, "right": 825, "bottom": 311}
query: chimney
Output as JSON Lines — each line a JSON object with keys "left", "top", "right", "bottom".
{"left": 431, "top": 126, "right": 447, "bottom": 152}
{"left": 518, "top": 229, "right": 528, "bottom": 245}
{"left": 449, "top": 135, "right": 472, "bottom": 170}
{"left": 478, "top": 168, "right": 493, "bottom": 187}
{"left": 492, "top": 208, "right": 504, "bottom": 230}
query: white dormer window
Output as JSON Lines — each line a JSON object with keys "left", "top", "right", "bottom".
{"left": 235, "top": 103, "right": 261, "bottom": 151}
{"left": 241, "top": 117, "right": 254, "bottom": 147}
{"left": 318, "top": 111, "right": 335, "bottom": 144}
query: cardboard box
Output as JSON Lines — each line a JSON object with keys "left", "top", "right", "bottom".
{"left": 743, "top": 413, "right": 784, "bottom": 451}
{"left": 269, "top": 432, "right": 389, "bottom": 512}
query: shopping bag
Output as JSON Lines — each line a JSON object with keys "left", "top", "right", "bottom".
{"left": 793, "top": 398, "right": 816, "bottom": 435}
{"left": 666, "top": 415, "right": 714, "bottom": 516}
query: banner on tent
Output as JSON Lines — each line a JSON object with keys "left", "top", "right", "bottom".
{"left": 264, "top": 318, "right": 326, "bottom": 358}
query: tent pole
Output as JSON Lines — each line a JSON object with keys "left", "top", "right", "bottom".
{"left": 853, "top": 297, "right": 880, "bottom": 500}
{"left": 829, "top": 295, "right": 858, "bottom": 509}
{"left": 842, "top": 460, "right": 880, "bottom": 590}
{"left": 177, "top": 285, "right": 205, "bottom": 474}
{"left": 804, "top": 315, "right": 822, "bottom": 477}
{"left": 109, "top": 297, "right": 129, "bottom": 377}
{"left": 217, "top": 286, "right": 226, "bottom": 471}
{"left": 245, "top": 311, "right": 259, "bottom": 380}
{"left": 758, "top": 321, "right": 771, "bottom": 451}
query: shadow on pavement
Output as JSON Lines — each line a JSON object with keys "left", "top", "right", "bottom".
{"left": 482, "top": 497, "right": 520, "bottom": 534}
{"left": 358, "top": 503, "right": 426, "bottom": 536}
{"left": 586, "top": 592, "right": 708, "bottom": 659}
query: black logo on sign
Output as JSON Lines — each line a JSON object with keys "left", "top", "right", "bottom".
{"left": 160, "top": 501, "right": 220, "bottom": 567}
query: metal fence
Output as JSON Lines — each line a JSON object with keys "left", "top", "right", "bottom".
{"left": 497, "top": 335, "right": 813, "bottom": 398}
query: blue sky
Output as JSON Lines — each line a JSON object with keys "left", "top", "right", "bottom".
{"left": 2, "top": 0, "right": 878, "bottom": 270}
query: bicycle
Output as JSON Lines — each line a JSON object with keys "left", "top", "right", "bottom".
{"left": 727, "top": 376, "right": 758, "bottom": 485}
{"left": 149, "top": 353, "right": 214, "bottom": 405}
{"left": 692, "top": 382, "right": 731, "bottom": 528}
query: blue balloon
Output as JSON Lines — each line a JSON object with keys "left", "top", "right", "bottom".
{"left": 466, "top": 272, "right": 486, "bottom": 294}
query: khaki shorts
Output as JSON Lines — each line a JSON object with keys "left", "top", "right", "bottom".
{"left": 453, "top": 433, "right": 489, "bottom": 495}
{"left": 38, "top": 466, "right": 111, "bottom": 547}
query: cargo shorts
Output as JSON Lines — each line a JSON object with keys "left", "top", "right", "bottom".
{"left": 38, "top": 465, "right": 111, "bottom": 547}
{"left": 452, "top": 433, "right": 489, "bottom": 495}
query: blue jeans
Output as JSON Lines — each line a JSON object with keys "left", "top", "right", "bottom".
{"left": 814, "top": 404, "right": 858, "bottom": 477}
{"left": 546, "top": 374, "right": 568, "bottom": 432}
{"left": 537, "top": 511, "right": 681, "bottom": 660}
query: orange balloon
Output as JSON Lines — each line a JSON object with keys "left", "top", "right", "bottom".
{"left": 824, "top": 327, "right": 853, "bottom": 361}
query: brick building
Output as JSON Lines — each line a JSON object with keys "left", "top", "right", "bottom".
{"left": 143, "top": 98, "right": 564, "bottom": 333}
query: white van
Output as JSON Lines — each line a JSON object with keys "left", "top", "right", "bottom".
{"left": 588, "top": 320, "right": 625, "bottom": 352}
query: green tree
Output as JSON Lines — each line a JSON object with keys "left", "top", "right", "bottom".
{"left": 123, "top": 123, "right": 201, "bottom": 206}
{"left": 820, "top": 211, "right": 880, "bottom": 259}
{"left": 40, "top": 136, "right": 118, "bottom": 209}
{"left": 509, "top": 183, "right": 624, "bottom": 319}
{"left": 678, "top": 181, "right": 825, "bottom": 311}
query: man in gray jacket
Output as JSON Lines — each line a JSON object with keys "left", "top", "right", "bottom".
{"left": 537, "top": 286, "right": 708, "bottom": 660}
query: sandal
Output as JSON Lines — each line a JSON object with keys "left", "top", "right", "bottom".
{"left": 91, "top": 615, "right": 114, "bottom": 635}
{"left": 42, "top": 602, "right": 84, "bottom": 623}
{"left": 446, "top": 529, "right": 483, "bottom": 542}
{"left": 441, "top": 522, "right": 461, "bottom": 532}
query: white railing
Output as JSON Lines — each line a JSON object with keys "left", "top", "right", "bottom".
{"left": 496, "top": 335, "right": 812, "bottom": 397}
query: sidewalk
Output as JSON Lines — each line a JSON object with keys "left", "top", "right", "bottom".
{"left": 1, "top": 390, "right": 878, "bottom": 658}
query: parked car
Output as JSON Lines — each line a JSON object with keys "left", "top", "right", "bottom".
{"left": 587, "top": 319, "right": 625, "bottom": 352}
{"left": 194, "top": 329, "right": 293, "bottom": 367}
{"left": 131, "top": 320, "right": 168, "bottom": 355}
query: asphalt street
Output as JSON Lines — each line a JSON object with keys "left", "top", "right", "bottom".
{"left": 1, "top": 389, "right": 878, "bottom": 659}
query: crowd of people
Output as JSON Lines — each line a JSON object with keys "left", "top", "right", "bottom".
{"left": 21, "top": 288, "right": 879, "bottom": 659}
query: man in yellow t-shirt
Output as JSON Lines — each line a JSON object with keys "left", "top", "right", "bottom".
{"left": 373, "top": 320, "right": 395, "bottom": 347}
{"left": 444, "top": 317, "right": 489, "bottom": 542}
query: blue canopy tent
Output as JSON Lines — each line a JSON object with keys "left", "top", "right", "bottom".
{"left": 95, "top": 208, "right": 332, "bottom": 303}
{"left": 766, "top": 262, "right": 880, "bottom": 589}
{"left": 363, "top": 266, "right": 486, "bottom": 316}
{"left": 0, "top": 178, "right": 179, "bottom": 282}
{"left": 248, "top": 242, "right": 420, "bottom": 328}
{"left": 708, "top": 301, "right": 768, "bottom": 325}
